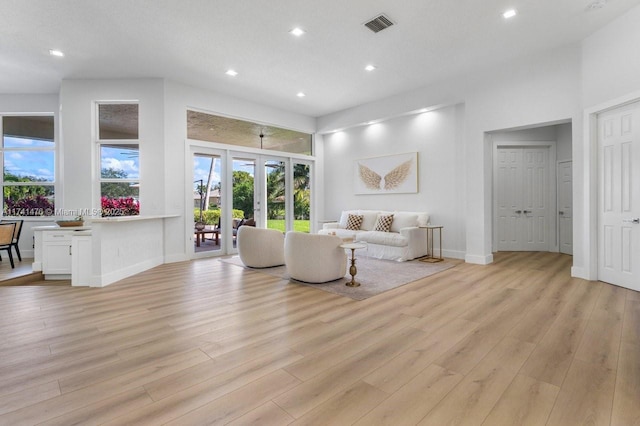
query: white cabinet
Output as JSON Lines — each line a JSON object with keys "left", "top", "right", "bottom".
{"left": 42, "top": 231, "right": 73, "bottom": 276}
{"left": 33, "top": 227, "right": 94, "bottom": 284}
{"left": 71, "top": 233, "right": 92, "bottom": 286}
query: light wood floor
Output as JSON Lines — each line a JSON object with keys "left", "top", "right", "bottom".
{"left": 0, "top": 252, "right": 638, "bottom": 425}
{"left": 0, "top": 257, "right": 35, "bottom": 283}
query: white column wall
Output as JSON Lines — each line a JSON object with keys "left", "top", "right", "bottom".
{"left": 59, "top": 79, "right": 166, "bottom": 216}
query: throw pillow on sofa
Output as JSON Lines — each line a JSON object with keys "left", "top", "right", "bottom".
{"left": 346, "top": 214, "right": 364, "bottom": 230}
{"left": 373, "top": 214, "right": 394, "bottom": 232}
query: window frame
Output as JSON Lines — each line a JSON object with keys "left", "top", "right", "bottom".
{"left": 1, "top": 113, "right": 56, "bottom": 218}
{"left": 95, "top": 101, "right": 140, "bottom": 216}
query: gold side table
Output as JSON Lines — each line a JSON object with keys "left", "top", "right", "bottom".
{"left": 419, "top": 225, "right": 443, "bottom": 263}
{"left": 340, "top": 242, "right": 367, "bottom": 287}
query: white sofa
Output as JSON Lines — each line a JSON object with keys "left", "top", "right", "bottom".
{"left": 319, "top": 210, "right": 429, "bottom": 262}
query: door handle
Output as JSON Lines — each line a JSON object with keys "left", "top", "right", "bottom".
{"left": 523, "top": 210, "right": 531, "bottom": 214}
{"left": 622, "top": 218, "right": 640, "bottom": 224}
{"left": 515, "top": 210, "right": 522, "bottom": 214}
{"left": 559, "top": 211, "right": 564, "bottom": 215}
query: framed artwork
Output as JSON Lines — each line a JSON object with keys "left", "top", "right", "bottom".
{"left": 354, "top": 152, "right": 418, "bottom": 194}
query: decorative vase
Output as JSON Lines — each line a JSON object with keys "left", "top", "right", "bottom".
{"left": 195, "top": 221, "right": 206, "bottom": 231}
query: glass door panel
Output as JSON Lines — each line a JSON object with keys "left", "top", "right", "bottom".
{"left": 231, "top": 157, "right": 257, "bottom": 251}
{"left": 265, "top": 160, "right": 286, "bottom": 232}
{"left": 293, "top": 162, "right": 311, "bottom": 233}
{"left": 193, "top": 153, "right": 222, "bottom": 255}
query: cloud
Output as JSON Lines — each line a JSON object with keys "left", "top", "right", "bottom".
{"left": 193, "top": 157, "right": 221, "bottom": 184}
{"left": 194, "top": 167, "right": 220, "bottom": 184}
{"left": 8, "top": 152, "right": 23, "bottom": 160}
{"left": 5, "top": 137, "right": 35, "bottom": 147}
{"left": 102, "top": 157, "right": 139, "bottom": 178}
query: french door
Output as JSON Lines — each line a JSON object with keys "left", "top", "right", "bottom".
{"left": 597, "top": 101, "right": 640, "bottom": 290}
{"left": 189, "top": 147, "right": 312, "bottom": 258}
{"left": 495, "top": 146, "right": 552, "bottom": 251}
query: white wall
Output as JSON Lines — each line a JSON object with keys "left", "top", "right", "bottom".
{"left": 578, "top": 3, "right": 640, "bottom": 279}
{"left": 556, "top": 123, "right": 572, "bottom": 162}
{"left": 59, "top": 79, "right": 166, "bottom": 216}
{"left": 318, "top": 45, "right": 582, "bottom": 265}
{"left": 464, "top": 45, "right": 582, "bottom": 264}
{"left": 162, "top": 80, "right": 316, "bottom": 262}
{"left": 323, "top": 104, "right": 467, "bottom": 259}
{"left": 2, "top": 80, "right": 317, "bottom": 266}
{"left": 582, "top": 4, "right": 640, "bottom": 108}
{"left": 489, "top": 123, "right": 572, "bottom": 162}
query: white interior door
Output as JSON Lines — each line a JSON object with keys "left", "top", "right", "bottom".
{"left": 496, "top": 146, "right": 551, "bottom": 251}
{"left": 598, "top": 102, "right": 640, "bottom": 291}
{"left": 521, "top": 148, "right": 550, "bottom": 251}
{"left": 558, "top": 161, "right": 573, "bottom": 255}
{"left": 497, "top": 148, "right": 523, "bottom": 251}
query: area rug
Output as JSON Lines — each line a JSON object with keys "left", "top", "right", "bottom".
{"left": 220, "top": 256, "right": 456, "bottom": 300}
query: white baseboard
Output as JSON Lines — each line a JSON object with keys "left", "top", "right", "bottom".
{"left": 91, "top": 256, "right": 164, "bottom": 287}
{"left": 464, "top": 253, "right": 494, "bottom": 265}
{"left": 442, "top": 249, "right": 465, "bottom": 260}
{"left": 571, "top": 266, "right": 596, "bottom": 281}
{"left": 20, "top": 249, "right": 35, "bottom": 259}
{"left": 164, "top": 254, "right": 190, "bottom": 263}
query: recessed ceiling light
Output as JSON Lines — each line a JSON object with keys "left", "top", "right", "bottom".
{"left": 225, "top": 69, "right": 238, "bottom": 77}
{"left": 502, "top": 9, "right": 517, "bottom": 19}
{"left": 297, "top": 92, "right": 306, "bottom": 98}
{"left": 365, "top": 65, "right": 376, "bottom": 71}
{"left": 290, "top": 27, "right": 305, "bottom": 37}
{"left": 49, "top": 49, "right": 64, "bottom": 57}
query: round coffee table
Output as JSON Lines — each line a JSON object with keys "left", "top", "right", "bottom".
{"left": 340, "top": 242, "right": 367, "bottom": 287}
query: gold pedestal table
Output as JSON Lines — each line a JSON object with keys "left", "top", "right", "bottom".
{"left": 340, "top": 242, "right": 367, "bottom": 287}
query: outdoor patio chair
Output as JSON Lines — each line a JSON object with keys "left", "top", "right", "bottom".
{"left": 0, "top": 222, "right": 17, "bottom": 268}
{"left": 1, "top": 219, "right": 23, "bottom": 261}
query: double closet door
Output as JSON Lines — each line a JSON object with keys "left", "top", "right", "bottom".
{"left": 496, "top": 146, "right": 551, "bottom": 252}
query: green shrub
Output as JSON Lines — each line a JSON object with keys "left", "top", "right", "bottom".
{"left": 194, "top": 208, "right": 245, "bottom": 225}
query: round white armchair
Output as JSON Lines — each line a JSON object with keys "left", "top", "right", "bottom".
{"left": 284, "top": 231, "right": 347, "bottom": 283}
{"left": 237, "top": 226, "right": 285, "bottom": 268}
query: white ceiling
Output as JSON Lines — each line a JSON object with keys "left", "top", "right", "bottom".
{"left": 2, "top": 0, "right": 639, "bottom": 117}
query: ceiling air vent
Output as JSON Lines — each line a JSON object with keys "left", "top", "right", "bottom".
{"left": 364, "top": 14, "right": 394, "bottom": 33}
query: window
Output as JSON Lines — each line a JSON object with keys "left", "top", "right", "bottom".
{"left": 1, "top": 115, "right": 55, "bottom": 216}
{"left": 97, "top": 103, "right": 140, "bottom": 216}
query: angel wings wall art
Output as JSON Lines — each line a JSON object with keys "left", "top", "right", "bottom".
{"left": 354, "top": 152, "right": 418, "bottom": 195}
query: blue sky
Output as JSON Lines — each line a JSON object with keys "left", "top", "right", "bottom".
{"left": 100, "top": 146, "right": 139, "bottom": 179}
{"left": 4, "top": 136, "right": 55, "bottom": 180}
{"left": 4, "top": 137, "right": 141, "bottom": 181}
{"left": 193, "top": 156, "right": 255, "bottom": 190}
